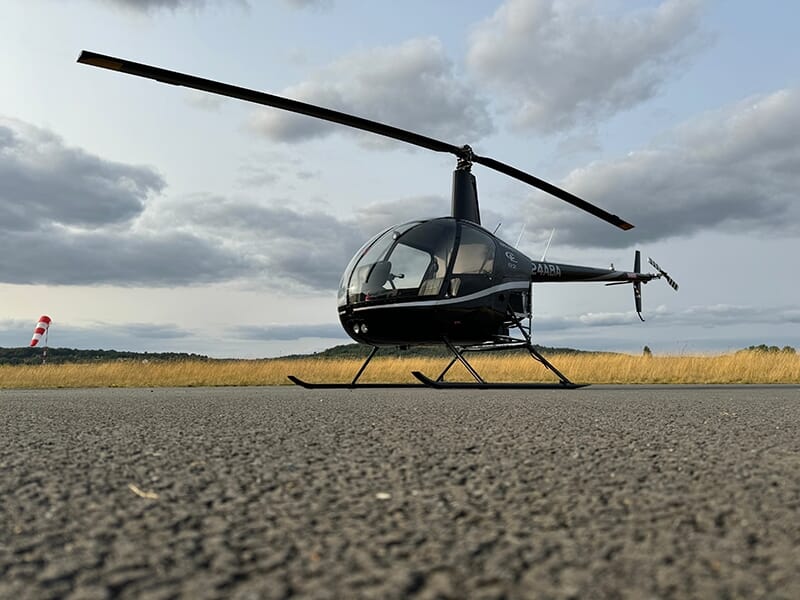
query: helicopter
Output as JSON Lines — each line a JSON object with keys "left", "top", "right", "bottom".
{"left": 77, "top": 51, "right": 678, "bottom": 389}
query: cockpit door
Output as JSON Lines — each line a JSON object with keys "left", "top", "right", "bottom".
{"left": 446, "top": 223, "right": 497, "bottom": 297}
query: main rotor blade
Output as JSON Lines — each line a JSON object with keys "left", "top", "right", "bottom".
{"left": 473, "top": 154, "right": 634, "bottom": 230}
{"left": 78, "top": 50, "right": 635, "bottom": 230}
{"left": 77, "top": 51, "right": 463, "bottom": 157}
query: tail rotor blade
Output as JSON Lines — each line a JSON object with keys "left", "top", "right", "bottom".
{"left": 648, "top": 257, "right": 679, "bottom": 291}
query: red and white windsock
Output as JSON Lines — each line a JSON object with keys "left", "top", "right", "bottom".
{"left": 30, "top": 316, "right": 51, "bottom": 347}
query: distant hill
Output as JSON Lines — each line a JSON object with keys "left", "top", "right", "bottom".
{"left": 279, "top": 342, "right": 598, "bottom": 360}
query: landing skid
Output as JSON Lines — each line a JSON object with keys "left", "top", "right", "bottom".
{"left": 411, "top": 371, "right": 586, "bottom": 389}
{"left": 286, "top": 375, "right": 424, "bottom": 389}
{"left": 287, "top": 374, "right": 585, "bottom": 390}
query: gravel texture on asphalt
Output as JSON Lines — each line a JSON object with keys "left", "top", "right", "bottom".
{"left": 1, "top": 386, "right": 800, "bottom": 599}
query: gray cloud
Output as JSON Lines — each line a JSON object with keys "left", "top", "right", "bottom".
{"left": 0, "top": 117, "right": 463, "bottom": 290}
{"left": 521, "top": 88, "right": 800, "bottom": 247}
{"left": 95, "top": 0, "right": 322, "bottom": 12}
{"left": 233, "top": 322, "right": 346, "bottom": 341}
{"left": 468, "top": 0, "right": 706, "bottom": 133}
{"left": 148, "top": 195, "right": 364, "bottom": 289}
{"left": 665, "top": 304, "right": 800, "bottom": 327}
{"left": 355, "top": 195, "right": 505, "bottom": 238}
{"left": 532, "top": 303, "right": 800, "bottom": 332}
{"left": 0, "top": 123, "right": 520, "bottom": 292}
{"left": 0, "top": 118, "right": 163, "bottom": 232}
{"left": 0, "top": 228, "right": 250, "bottom": 285}
{"left": 107, "top": 323, "right": 195, "bottom": 339}
{"left": 145, "top": 193, "right": 469, "bottom": 291}
{"left": 177, "top": 196, "right": 445, "bottom": 289}
{"left": 282, "top": 0, "right": 331, "bottom": 8}
{"left": 250, "top": 37, "right": 493, "bottom": 145}
{"left": 0, "top": 319, "right": 199, "bottom": 352}
{"left": 95, "top": 0, "right": 246, "bottom": 12}
{"left": 98, "top": 0, "right": 209, "bottom": 11}
{"left": 0, "top": 118, "right": 251, "bottom": 286}
{"left": 235, "top": 153, "right": 315, "bottom": 188}
{"left": 355, "top": 195, "right": 448, "bottom": 234}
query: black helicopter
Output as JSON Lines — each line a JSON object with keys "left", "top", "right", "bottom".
{"left": 78, "top": 51, "right": 678, "bottom": 389}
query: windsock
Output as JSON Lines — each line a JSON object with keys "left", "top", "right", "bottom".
{"left": 30, "top": 316, "right": 51, "bottom": 347}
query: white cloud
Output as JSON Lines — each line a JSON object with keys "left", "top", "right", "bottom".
{"left": 468, "top": 0, "right": 706, "bottom": 133}
{"left": 250, "top": 37, "right": 493, "bottom": 145}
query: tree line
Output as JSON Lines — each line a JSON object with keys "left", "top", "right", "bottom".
{"left": 0, "top": 347, "right": 211, "bottom": 365}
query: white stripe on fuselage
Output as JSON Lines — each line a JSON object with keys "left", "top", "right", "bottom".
{"left": 351, "top": 281, "right": 529, "bottom": 312}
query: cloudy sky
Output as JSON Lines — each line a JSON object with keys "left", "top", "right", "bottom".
{"left": 1, "top": 0, "right": 798, "bottom": 357}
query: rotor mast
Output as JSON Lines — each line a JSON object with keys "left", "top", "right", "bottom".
{"left": 452, "top": 145, "right": 480, "bottom": 224}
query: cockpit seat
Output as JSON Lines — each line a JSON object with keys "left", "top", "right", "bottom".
{"left": 419, "top": 277, "right": 444, "bottom": 296}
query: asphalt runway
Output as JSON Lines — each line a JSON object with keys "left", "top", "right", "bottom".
{"left": 2, "top": 386, "right": 800, "bottom": 599}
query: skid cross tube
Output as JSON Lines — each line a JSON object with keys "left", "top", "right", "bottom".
{"left": 423, "top": 310, "right": 577, "bottom": 387}
{"left": 439, "top": 337, "right": 486, "bottom": 384}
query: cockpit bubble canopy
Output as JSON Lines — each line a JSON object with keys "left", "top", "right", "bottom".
{"left": 337, "top": 218, "right": 503, "bottom": 307}
{"left": 338, "top": 218, "right": 459, "bottom": 306}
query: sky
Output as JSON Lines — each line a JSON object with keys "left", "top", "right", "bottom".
{"left": 1, "top": 0, "right": 798, "bottom": 357}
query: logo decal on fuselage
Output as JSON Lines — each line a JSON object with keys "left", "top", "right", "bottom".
{"left": 505, "top": 250, "right": 518, "bottom": 270}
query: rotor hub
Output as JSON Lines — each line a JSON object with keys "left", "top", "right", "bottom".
{"left": 456, "top": 145, "right": 474, "bottom": 171}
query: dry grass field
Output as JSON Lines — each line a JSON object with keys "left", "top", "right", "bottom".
{"left": 1, "top": 351, "right": 798, "bottom": 388}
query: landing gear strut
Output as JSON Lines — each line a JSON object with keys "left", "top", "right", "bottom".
{"left": 411, "top": 312, "right": 584, "bottom": 389}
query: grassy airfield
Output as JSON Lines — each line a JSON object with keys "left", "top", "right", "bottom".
{"left": 1, "top": 351, "right": 798, "bottom": 388}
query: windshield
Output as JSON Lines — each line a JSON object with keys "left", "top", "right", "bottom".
{"left": 341, "top": 219, "right": 456, "bottom": 305}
